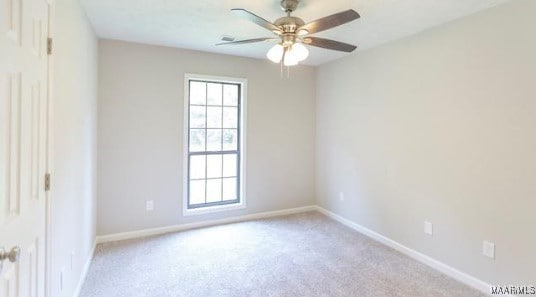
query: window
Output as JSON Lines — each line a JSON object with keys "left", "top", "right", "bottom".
{"left": 184, "top": 74, "right": 246, "bottom": 214}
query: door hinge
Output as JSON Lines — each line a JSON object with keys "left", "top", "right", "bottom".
{"left": 44, "top": 173, "right": 51, "bottom": 191}
{"left": 47, "top": 38, "right": 53, "bottom": 55}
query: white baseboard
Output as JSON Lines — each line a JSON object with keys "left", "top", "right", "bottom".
{"left": 73, "top": 240, "right": 96, "bottom": 297}
{"left": 85, "top": 205, "right": 507, "bottom": 297}
{"left": 314, "top": 206, "right": 507, "bottom": 297}
{"left": 96, "top": 205, "right": 317, "bottom": 244}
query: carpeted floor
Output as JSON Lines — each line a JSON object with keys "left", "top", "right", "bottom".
{"left": 80, "top": 212, "right": 485, "bottom": 297}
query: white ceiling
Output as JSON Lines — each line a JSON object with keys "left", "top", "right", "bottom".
{"left": 80, "top": 0, "right": 510, "bottom": 66}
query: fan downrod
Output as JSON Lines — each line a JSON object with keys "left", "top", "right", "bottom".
{"left": 280, "top": 0, "right": 299, "bottom": 13}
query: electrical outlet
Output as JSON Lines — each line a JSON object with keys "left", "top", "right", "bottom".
{"left": 483, "top": 241, "right": 495, "bottom": 259}
{"left": 424, "top": 221, "right": 433, "bottom": 236}
{"left": 339, "top": 192, "right": 345, "bottom": 202}
{"left": 146, "top": 200, "right": 154, "bottom": 211}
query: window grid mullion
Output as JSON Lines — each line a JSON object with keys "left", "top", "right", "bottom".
{"left": 191, "top": 104, "right": 238, "bottom": 108}
{"left": 191, "top": 176, "right": 237, "bottom": 181}
{"left": 220, "top": 84, "right": 224, "bottom": 202}
{"left": 190, "top": 150, "right": 238, "bottom": 156}
{"left": 204, "top": 82, "right": 208, "bottom": 204}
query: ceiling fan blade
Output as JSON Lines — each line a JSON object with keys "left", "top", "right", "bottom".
{"left": 232, "top": 9, "right": 282, "bottom": 34}
{"left": 299, "top": 9, "right": 360, "bottom": 34}
{"left": 303, "top": 37, "right": 357, "bottom": 52}
{"left": 216, "top": 38, "right": 277, "bottom": 46}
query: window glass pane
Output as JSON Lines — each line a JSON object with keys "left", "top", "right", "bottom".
{"left": 223, "top": 129, "right": 238, "bottom": 151}
{"left": 189, "top": 155, "right": 206, "bottom": 179}
{"left": 223, "top": 84, "right": 238, "bottom": 106}
{"left": 223, "top": 107, "right": 237, "bottom": 128}
{"left": 190, "top": 81, "right": 206, "bottom": 105}
{"left": 187, "top": 79, "right": 242, "bottom": 209}
{"left": 222, "top": 178, "right": 237, "bottom": 201}
{"left": 190, "top": 106, "right": 206, "bottom": 128}
{"left": 207, "top": 83, "right": 222, "bottom": 105}
{"left": 206, "top": 107, "right": 222, "bottom": 128}
{"left": 207, "top": 129, "right": 222, "bottom": 151}
{"left": 223, "top": 154, "right": 237, "bottom": 177}
{"left": 206, "top": 179, "right": 222, "bottom": 203}
{"left": 206, "top": 155, "right": 222, "bottom": 178}
{"left": 190, "top": 180, "right": 205, "bottom": 205}
{"left": 189, "top": 129, "right": 205, "bottom": 152}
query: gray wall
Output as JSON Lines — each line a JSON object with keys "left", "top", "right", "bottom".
{"left": 51, "top": 1, "right": 98, "bottom": 296}
{"left": 97, "top": 40, "right": 316, "bottom": 235}
{"left": 316, "top": 0, "right": 535, "bottom": 286}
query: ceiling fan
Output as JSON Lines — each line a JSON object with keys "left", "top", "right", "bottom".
{"left": 217, "top": 0, "right": 360, "bottom": 66}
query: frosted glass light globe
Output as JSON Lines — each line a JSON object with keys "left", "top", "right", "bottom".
{"left": 283, "top": 49, "right": 299, "bottom": 66}
{"left": 291, "top": 43, "right": 309, "bottom": 62}
{"left": 266, "top": 44, "right": 284, "bottom": 63}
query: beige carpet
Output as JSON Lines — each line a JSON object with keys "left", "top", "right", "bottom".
{"left": 80, "top": 212, "right": 485, "bottom": 297}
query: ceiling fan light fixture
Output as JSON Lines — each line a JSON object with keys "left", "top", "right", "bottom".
{"left": 267, "top": 43, "right": 284, "bottom": 63}
{"left": 283, "top": 48, "right": 299, "bottom": 66}
{"left": 291, "top": 42, "right": 309, "bottom": 61}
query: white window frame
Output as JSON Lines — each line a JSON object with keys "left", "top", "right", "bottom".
{"left": 182, "top": 73, "right": 247, "bottom": 216}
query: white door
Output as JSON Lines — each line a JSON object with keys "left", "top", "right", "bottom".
{"left": 0, "top": 0, "right": 49, "bottom": 295}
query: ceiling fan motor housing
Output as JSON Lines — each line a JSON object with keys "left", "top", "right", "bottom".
{"left": 280, "top": 0, "right": 299, "bottom": 12}
{"left": 274, "top": 16, "right": 305, "bottom": 33}
{"left": 281, "top": 34, "right": 297, "bottom": 46}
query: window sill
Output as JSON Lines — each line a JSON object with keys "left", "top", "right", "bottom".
{"left": 183, "top": 202, "right": 245, "bottom": 216}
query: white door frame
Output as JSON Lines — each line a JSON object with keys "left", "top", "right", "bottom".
{"left": 44, "top": 0, "right": 54, "bottom": 296}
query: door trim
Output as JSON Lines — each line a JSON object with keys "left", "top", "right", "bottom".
{"left": 44, "top": 1, "right": 54, "bottom": 296}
